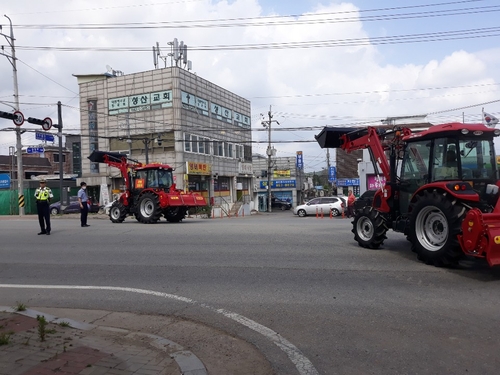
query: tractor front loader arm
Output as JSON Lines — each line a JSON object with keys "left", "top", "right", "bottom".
{"left": 315, "top": 126, "right": 392, "bottom": 182}
{"left": 88, "top": 150, "right": 142, "bottom": 192}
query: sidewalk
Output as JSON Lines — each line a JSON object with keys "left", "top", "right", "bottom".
{"left": 0, "top": 307, "right": 273, "bottom": 375}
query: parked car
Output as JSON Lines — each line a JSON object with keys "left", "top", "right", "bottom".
{"left": 271, "top": 197, "right": 292, "bottom": 210}
{"left": 49, "top": 196, "right": 99, "bottom": 215}
{"left": 354, "top": 190, "right": 377, "bottom": 215}
{"left": 293, "top": 196, "right": 346, "bottom": 217}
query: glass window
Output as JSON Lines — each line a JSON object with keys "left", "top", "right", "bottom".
{"left": 402, "top": 141, "right": 430, "bottom": 181}
{"left": 228, "top": 143, "right": 233, "bottom": 158}
{"left": 458, "top": 138, "right": 496, "bottom": 179}
{"left": 192, "top": 135, "right": 198, "bottom": 153}
{"left": 198, "top": 137, "right": 205, "bottom": 154}
{"left": 308, "top": 198, "right": 320, "bottom": 205}
{"left": 184, "top": 133, "right": 191, "bottom": 152}
{"left": 218, "top": 141, "right": 224, "bottom": 156}
{"left": 224, "top": 142, "right": 229, "bottom": 157}
{"left": 158, "top": 169, "right": 173, "bottom": 188}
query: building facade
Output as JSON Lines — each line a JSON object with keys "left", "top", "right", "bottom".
{"left": 74, "top": 66, "right": 253, "bottom": 208}
{"left": 252, "top": 154, "right": 304, "bottom": 210}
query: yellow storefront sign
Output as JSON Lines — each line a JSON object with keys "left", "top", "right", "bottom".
{"left": 273, "top": 170, "right": 290, "bottom": 178}
{"left": 187, "top": 161, "right": 212, "bottom": 175}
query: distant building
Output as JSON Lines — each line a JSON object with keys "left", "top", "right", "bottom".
{"left": 74, "top": 66, "right": 252, "bottom": 208}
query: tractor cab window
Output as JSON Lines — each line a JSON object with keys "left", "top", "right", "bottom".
{"left": 146, "top": 170, "right": 159, "bottom": 188}
{"left": 458, "top": 139, "right": 495, "bottom": 179}
{"left": 400, "top": 140, "right": 430, "bottom": 214}
{"left": 431, "top": 137, "right": 496, "bottom": 181}
{"left": 433, "top": 139, "right": 459, "bottom": 181}
{"left": 401, "top": 141, "right": 430, "bottom": 182}
{"left": 158, "top": 169, "right": 173, "bottom": 188}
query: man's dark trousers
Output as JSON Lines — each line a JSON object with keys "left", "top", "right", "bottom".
{"left": 80, "top": 202, "right": 89, "bottom": 226}
{"left": 37, "top": 201, "right": 51, "bottom": 233}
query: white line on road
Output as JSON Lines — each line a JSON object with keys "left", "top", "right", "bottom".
{"left": 0, "top": 284, "right": 319, "bottom": 375}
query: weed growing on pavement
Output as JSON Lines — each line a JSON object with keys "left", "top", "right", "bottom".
{"left": 59, "top": 321, "right": 70, "bottom": 327}
{"left": 37, "top": 315, "right": 47, "bottom": 342}
{"left": 0, "top": 332, "right": 11, "bottom": 345}
{"left": 15, "top": 302, "right": 27, "bottom": 311}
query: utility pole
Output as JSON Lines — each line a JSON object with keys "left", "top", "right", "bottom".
{"left": 326, "top": 148, "right": 331, "bottom": 195}
{"left": 0, "top": 15, "right": 23, "bottom": 215}
{"left": 143, "top": 138, "right": 152, "bottom": 164}
{"left": 261, "top": 106, "right": 279, "bottom": 212}
{"left": 56, "top": 102, "right": 63, "bottom": 204}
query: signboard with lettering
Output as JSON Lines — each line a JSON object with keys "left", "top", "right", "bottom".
{"left": 367, "top": 175, "right": 386, "bottom": 190}
{"left": 187, "top": 161, "right": 212, "bottom": 175}
{"left": 36, "top": 132, "right": 55, "bottom": 142}
{"left": 260, "top": 180, "right": 296, "bottom": 189}
{"left": 296, "top": 151, "right": 304, "bottom": 170}
{"left": 0, "top": 173, "right": 10, "bottom": 189}
{"left": 26, "top": 147, "right": 45, "bottom": 154}
{"left": 336, "top": 178, "right": 360, "bottom": 186}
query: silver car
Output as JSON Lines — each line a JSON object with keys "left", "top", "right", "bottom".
{"left": 294, "top": 196, "right": 346, "bottom": 217}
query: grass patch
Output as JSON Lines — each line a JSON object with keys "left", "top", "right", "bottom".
{"left": 0, "top": 332, "right": 11, "bottom": 345}
{"left": 15, "top": 302, "right": 27, "bottom": 311}
{"left": 59, "top": 321, "right": 70, "bottom": 327}
{"left": 37, "top": 315, "right": 47, "bottom": 342}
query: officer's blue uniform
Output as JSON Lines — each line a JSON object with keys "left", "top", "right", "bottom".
{"left": 78, "top": 182, "right": 90, "bottom": 227}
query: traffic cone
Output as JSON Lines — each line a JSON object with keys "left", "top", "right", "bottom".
{"left": 316, "top": 207, "right": 319, "bottom": 218}
{"left": 330, "top": 209, "right": 333, "bottom": 219}
{"left": 321, "top": 208, "right": 324, "bottom": 219}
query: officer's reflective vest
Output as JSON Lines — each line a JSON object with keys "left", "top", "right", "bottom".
{"left": 35, "top": 188, "right": 52, "bottom": 201}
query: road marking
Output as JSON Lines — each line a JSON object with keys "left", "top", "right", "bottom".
{"left": 0, "top": 284, "right": 319, "bottom": 375}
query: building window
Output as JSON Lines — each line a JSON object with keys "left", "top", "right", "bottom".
{"left": 192, "top": 135, "right": 198, "bottom": 153}
{"left": 184, "top": 133, "right": 191, "bottom": 152}
{"left": 198, "top": 137, "right": 205, "bottom": 154}
{"left": 53, "top": 154, "right": 66, "bottom": 163}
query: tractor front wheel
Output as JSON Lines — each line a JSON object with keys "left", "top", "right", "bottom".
{"left": 109, "top": 201, "right": 127, "bottom": 223}
{"left": 352, "top": 206, "right": 388, "bottom": 249}
{"left": 137, "top": 192, "right": 162, "bottom": 224}
{"left": 408, "top": 189, "right": 465, "bottom": 267}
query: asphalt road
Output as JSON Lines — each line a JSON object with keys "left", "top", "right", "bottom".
{"left": 1, "top": 212, "right": 500, "bottom": 374}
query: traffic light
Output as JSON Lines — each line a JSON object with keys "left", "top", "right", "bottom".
{"left": 0, "top": 111, "right": 17, "bottom": 120}
{"left": 27, "top": 117, "right": 46, "bottom": 125}
{"left": 27, "top": 116, "right": 52, "bottom": 130}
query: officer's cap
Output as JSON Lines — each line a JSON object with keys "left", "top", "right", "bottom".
{"left": 40, "top": 178, "right": 46, "bottom": 183}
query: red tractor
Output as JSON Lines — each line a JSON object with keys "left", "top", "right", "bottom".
{"left": 88, "top": 151, "right": 206, "bottom": 224}
{"left": 316, "top": 122, "right": 500, "bottom": 267}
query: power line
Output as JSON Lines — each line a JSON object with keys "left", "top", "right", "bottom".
{"left": 13, "top": 1, "right": 490, "bottom": 30}
{"left": 15, "top": 26, "right": 500, "bottom": 53}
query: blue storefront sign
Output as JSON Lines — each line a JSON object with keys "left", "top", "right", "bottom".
{"left": 296, "top": 151, "right": 303, "bottom": 170}
{"left": 0, "top": 173, "right": 11, "bottom": 189}
{"left": 337, "top": 178, "right": 360, "bottom": 186}
{"left": 260, "top": 180, "right": 296, "bottom": 189}
{"left": 328, "top": 166, "right": 336, "bottom": 182}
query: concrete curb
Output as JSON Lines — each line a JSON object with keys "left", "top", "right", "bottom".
{"left": 0, "top": 306, "right": 208, "bottom": 375}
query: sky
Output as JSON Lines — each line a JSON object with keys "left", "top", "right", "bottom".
{"left": 1, "top": 0, "right": 500, "bottom": 172}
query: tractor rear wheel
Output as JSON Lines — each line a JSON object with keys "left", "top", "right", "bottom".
{"left": 164, "top": 206, "right": 187, "bottom": 222}
{"left": 408, "top": 189, "right": 465, "bottom": 267}
{"left": 352, "top": 206, "right": 388, "bottom": 249}
{"left": 109, "top": 201, "right": 127, "bottom": 223}
{"left": 137, "top": 192, "right": 162, "bottom": 223}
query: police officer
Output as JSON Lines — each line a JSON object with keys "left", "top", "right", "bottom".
{"left": 78, "top": 181, "right": 90, "bottom": 227}
{"left": 35, "top": 178, "right": 53, "bottom": 235}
